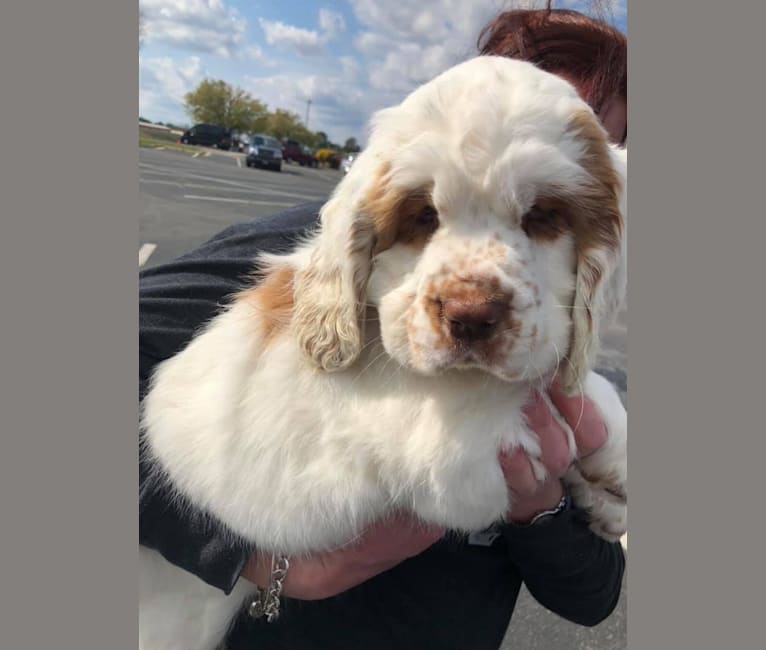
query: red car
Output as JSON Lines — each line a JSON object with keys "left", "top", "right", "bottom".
{"left": 281, "top": 139, "right": 318, "bottom": 167}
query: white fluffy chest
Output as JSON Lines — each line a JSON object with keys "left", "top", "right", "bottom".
{"left": 143, "top": 301, "right": 533, "bottom": 555}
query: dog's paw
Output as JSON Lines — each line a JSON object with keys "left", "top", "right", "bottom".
{"left": 560, "top": 372, "right": 627, "bottom": 542}
{"left": 566, "top": 452, "right": 626, "bottom": 542}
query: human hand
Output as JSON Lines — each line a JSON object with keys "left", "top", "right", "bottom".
{"left": 499, "top": 382, "right": 608, "bottom": 524}
{"left": 241, "top": 514, "right": 444, "bottom": 600}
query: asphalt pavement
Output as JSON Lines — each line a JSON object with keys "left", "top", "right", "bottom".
{"left": 140, "top": 147, "right": 627, "bottom": 650}
{"left": 140, "top": 147, "right": 340, "bottom": 268}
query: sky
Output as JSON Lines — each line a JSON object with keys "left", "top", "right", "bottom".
{"left": 139, "top": 1, "right": 627, "bottom": 145}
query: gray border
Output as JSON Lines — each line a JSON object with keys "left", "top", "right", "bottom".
{"left": 629, "top": 1, "right": 764, "bottom": 648}
{"left": 3, "top": 0, "right": 764, "bottom": 648}
{"left": 0, "top": 2, "right": 136, "bottom": 648}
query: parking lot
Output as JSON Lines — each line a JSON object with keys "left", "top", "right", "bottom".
{"left": 140, "top": 147, "right": 340, "bottom": 268}
{"left": 140, "top": 146, "right": 627, "bottom": 650}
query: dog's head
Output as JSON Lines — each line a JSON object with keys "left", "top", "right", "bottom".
{"left": 292, "top": 56, "right": 626, "bottom": 392}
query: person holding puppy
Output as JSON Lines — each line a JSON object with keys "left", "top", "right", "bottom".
{"left": 140, "top": 5, "right": 627, "bottom": 649}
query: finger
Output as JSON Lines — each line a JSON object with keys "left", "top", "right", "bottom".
{"left": 499, "top": 447, "right": 539, "bottom": 496}
{"left": 522, "top": 391, "right": 572, "bottom": 477}
{"left": 549, "top": 381, "right": 608, "bottom": 455}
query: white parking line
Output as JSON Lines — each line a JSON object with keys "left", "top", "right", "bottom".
{"left": 140, "top": 179, "right": 184, "bottom": 188}
{"left": 236, "top": 157, "right": 242, "bottom": 168}
{"left": 140, "top": 163, "right": 336, "bottom": 198}
{"left": 183, "top": 194, "right": 297, "bottom": 207}
{"left": 139, "top": 243, "right": 157, "bottom": 267}
{"left": 192, "top": 152, "right": 201, "bottom": 158}
{"left": 140, "top": 175, "right": 326, "bottom": 201}
{"left": 183, "top": 182, "right": 324, "bottom": 201}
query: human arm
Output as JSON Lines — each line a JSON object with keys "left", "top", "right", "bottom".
{"left": 498, "top": 383, "right": 626, "bottom": 626}
{"left": 240, "top": 514, "right": 444, "bottom": 600}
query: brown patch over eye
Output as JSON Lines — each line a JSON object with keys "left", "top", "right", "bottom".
{"left": 522, "top": 199, "right": 570, "bottom": 241}
{"left": 396, "top": 199, "right": 439, "bottom": 247}
{"left": 365, "top": 165, "right": 439, "bottom": 253}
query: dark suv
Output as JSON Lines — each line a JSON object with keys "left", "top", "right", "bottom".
{"left": 180, "top": 124, "right": 233, "bottom": 149}
{"left": 245, "top": 134, "right": 283, "bottom": 172}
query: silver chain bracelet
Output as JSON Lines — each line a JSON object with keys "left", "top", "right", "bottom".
{"left": 247, "top": 555, "right": 289, "bottom": 623}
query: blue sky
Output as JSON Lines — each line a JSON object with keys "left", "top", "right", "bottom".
{"left": 139, "top": 1, "right": 627, "bottom": 145}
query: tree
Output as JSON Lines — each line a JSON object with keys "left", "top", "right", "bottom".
{"left": 263, "top": 110, "right": 325, "bottom": 147}
{"left": 343, "top": 137, "right": 360, "bottom": 153}
{"left": 184, "top": 79, "right": 269, "bottom": 133}
{"left": 316, "top": 131, "right": 329, "bottom": 148}
{"left": 264, "top": 109, "right": 304, "bottom": 140}
{"left": 290, "top": 124, "right": 321, "bottom": 149}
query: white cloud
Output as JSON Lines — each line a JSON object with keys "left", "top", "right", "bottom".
{"left": 241, "top": 2, "right": 510, "bottom": 142}
{"left": 244, "top": 70, "right": 378, "bottom": 144}
{"left": 339, "top": 56, "right": 360, "bottom": 83}
{"left": 140, "top": 0, "right": 246, "bottom": 59}
{"left": 247, "top": 44, "right": 264, "bottom": 60}
{"left": 139, "top": 55, "right": 205, "bottom": 124}
{"left": 245, "top": 44, "right": 278, "bottom": 67}
{"left": 259, "top": 19, "right": 323, "bottom": 56}
{"left": 337, "top": 0, "right": 627, "bottom": 143}
{"left": 258, "top": 9, "right": 347, "bottom": 57}
{"left": 353, "top": 31, "right": 395, "bottom": 56}
{"left": 318, "top": 8, "right": 346, "bottom": 40}
{"left": 139, "top": 1, "right": 627, "bottom": 141}
{"left": 349, "top": 1, "right": 506, "bottom": 83}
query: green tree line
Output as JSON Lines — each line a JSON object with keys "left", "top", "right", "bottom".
{"left": 183, "top": 78, "right": 360, "bottom": 152}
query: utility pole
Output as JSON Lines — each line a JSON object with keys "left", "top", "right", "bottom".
{"left": 305, "top": 98, "right": 312, "bottom": 129}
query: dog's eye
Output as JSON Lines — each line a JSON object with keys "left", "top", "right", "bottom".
{"left": 416, "top": 205, "right": 439, "bottom": 228}
{"left": 523, "top": 204, "right": 555, "bottom": 223}
{"left": 395, "top": 200, "right": 439, "bottom": 247}
{"left": 522, "top": 204, "right": 567, "bottom": 239}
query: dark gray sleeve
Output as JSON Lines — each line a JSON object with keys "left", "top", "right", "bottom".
{"left": 139, "top": 204, "right": 321, "bottom": 593}
{"left": 501, "top": 506, "right": 625, "bottom": 626}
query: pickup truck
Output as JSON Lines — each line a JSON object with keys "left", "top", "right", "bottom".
{"left": 281, "top": 139, "right": 318, "bottom": 167}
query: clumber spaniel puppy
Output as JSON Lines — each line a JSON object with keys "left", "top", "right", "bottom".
{"left": 140, "top": 56, "right": 627, "bottom": 650}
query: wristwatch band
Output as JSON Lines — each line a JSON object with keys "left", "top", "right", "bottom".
{"left": 515, "top": 491, "right": 571, "bottom": 527}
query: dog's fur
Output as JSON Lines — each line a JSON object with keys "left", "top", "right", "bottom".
{"left": 139, "top": 56, "right": 627, "bottom": 650}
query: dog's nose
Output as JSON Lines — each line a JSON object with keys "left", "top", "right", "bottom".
{"left": 443, "top": 300, "right": 507, "bottom": 342}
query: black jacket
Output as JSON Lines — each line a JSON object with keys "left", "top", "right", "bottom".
{"left": 139, "top": 203, "right": 625, "bottom": 650}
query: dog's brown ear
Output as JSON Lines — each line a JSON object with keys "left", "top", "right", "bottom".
{"left": 561, "top": 119, "right": 627, "bottom": 394}
{"left": 291, "top": 164, "right": 380, "bottom": 372}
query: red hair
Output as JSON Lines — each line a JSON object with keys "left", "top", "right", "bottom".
{"left": 478, "top": 6, "right": 626, "bottom": 143}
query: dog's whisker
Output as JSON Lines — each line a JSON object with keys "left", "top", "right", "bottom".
{"left": 351, "top": 347, "right": 392, "bottom": 385}
{"left": 358, "top": 335, "right": 383, "bottom": 355}
{"left": 559, "top": 354, "right": 586, "bottom": 432}
{"left": 549, "top": 342, "right": 562, "bottom": 386}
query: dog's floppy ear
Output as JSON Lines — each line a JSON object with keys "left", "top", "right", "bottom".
{"left": 291, "top": 161, "right": 381, "bottom": 372}
{"left": 561, "top": 119, "right": 627, "bottom": 393}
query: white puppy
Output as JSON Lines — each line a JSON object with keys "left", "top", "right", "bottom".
{"left": 139, "top": 55, "right": 627, "bottom": 650}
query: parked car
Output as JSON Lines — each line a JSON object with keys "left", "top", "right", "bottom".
{"left": 340, "top": 153, "right": 357, "bottom": 174}
{"left": 230, "top": 130, "right": 251, "bottom": 152}
{"left": 180, "top": 124, "right": 232, "bottom": 149}
{"left": 282, "top": 139, "right": 318, "bottom": 167}
{"left": 245, "top": 134, "right": 283, "bottom": 172}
